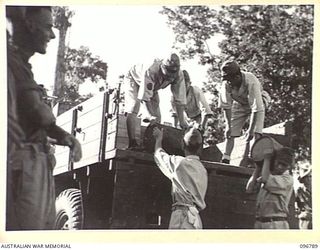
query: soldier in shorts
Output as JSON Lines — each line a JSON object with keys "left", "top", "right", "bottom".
{"left": 218, "top": 60, "right": 265, "bottom": 165}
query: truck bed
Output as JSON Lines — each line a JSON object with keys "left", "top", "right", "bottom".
{"left": 52, "top": 91, "right": 298, "bottom": 229}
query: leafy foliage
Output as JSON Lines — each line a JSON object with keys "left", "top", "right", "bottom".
{"left": 52, "top": 7, "right": 108, "bottom": 110}
{"left": 56, "top": 46, "right": 108, "bottom": 108}
{"left": 65, "top": 46, "right": 107, "bottom": 83}
{"left": 52, "top": 6, "right": 74, "bottom": 31}
{"left": 161, "top": 5, "right": 313, "bottom": 161}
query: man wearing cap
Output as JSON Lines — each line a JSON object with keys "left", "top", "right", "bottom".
{"left": 246, "top": 147, "right": 294, "bottom": 229}
{"left": 171, "top": 70, "right": 213, "bottom": 129}
{"left": 295, "top": 161, "right": 312, "bottom": 229}
{"left": 124, "top": 53, "right": 188, "bottom": 149}
{"left": 6, "top": 6, "right": 82, "bottom": 230}
{"left": 152, "top": 126, "right": 208, "bottom": 229}
{"left": 219, "top": 60, "right": 265, "bottom": 165}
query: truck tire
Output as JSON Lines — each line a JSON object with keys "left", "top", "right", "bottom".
{"left": 55, "top": 188, "right": 84, "bottom": 230}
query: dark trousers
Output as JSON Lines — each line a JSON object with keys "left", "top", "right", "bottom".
{"left": 6, "top": 143, "right": 56, "bottom": 230}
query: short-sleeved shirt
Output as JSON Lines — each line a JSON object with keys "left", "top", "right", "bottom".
{"left": 256, "top": 170, "right": 294, "bottom": 218}
{"left": 218, "top": 71, "right": 264, "bottom": 113}
{"left": 129, "top": 59, "right": 186, "bottom": 106}
{"left": 172, "top": 86, "right": 213, "bottom": 119}
{"left": 154, "top": 148, "right": 208, "bottom": 210}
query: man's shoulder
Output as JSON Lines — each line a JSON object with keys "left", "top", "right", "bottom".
{"left": 242, "top": 71, "right": 260, "bottom": 84}
{"left": 147, "top": 59, "right": 162, "bottom": 75}
{"left": 181, "top": 156, "right": 206, "bottom": 169}
{"left": 191, "top": 85, "right": 202, "bottom": 93}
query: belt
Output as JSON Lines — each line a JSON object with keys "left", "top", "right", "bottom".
{"left": 20, "top": 143, "right": 50, "bottom": 153}
{"left": 172, "top": 205, "right": 189, "bottom": 211}
{"left": 256, "top": 217, "right": 288, "bottom": 223}
{"left": 172, "top": 204, "right": 200, "bottom": 212}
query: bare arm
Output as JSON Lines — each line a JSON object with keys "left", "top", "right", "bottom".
{"left": 260, "top": 154, "right": 273, "bottom": 184}
{"left": 176, "top": 104, "right": 188, "bottom": 129}
{"left": 153, "top": 127, "right": 163, "bottom": 151}
{"left": 246, "top": 165, "right": 262, "bottom": 193}
{"left": 223, "top": 108, "right": 232, "bottom": 138}
{"left": 246, "top": 111, "right": 258, "bottom": 141}
{"left": 47, "top": 124, "right": 82, "bottom": 162}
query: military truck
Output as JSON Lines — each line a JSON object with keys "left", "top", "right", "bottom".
{"left": 53, "top": 88, "right": 297, "bottom": 229}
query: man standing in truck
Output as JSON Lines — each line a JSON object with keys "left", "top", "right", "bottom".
{"left": 171, "top": 70, "right": 214, "bottom": 130}
{"left": 153, "top": 126, "right": 208, "bottom": 229}
{"left": 218, "top": 60, "right": 268, "bottom": 166}
{"left": 124, "top": 53, "right": 188, "bottom": 150}
{"left": 6, "top": 6, "right": 82, "bottom": 230}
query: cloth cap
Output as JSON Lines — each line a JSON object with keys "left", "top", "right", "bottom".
{"left": 162, "top": 53, "right": 180, "bottom": 75}
{"left": 183, "top": 127, "right": 202, "bottom": 147}
{"left": 299, "top": 161, "right": 311, "bottom": 178}
{"left": 221, "top": 60, "right": 240, "bottom": 80}
{"left": 274, "top": 147, "right": 295, "bottom": 166}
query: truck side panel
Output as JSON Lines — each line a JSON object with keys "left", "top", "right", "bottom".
{"left": 108, "top": 160, "right": 171, "bottom": 229}
{"left": 73, "top": 93, "right": 105, "bottom": 169}
{"left": 54, "top": 108, "right": 73, "bottom": 175}
{"left": 107, "top": 156, "right": 298, "bottom": 229}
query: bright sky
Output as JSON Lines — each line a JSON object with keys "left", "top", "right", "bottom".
{"left": 29, "top": 5, "right": 219, "bottom": 123}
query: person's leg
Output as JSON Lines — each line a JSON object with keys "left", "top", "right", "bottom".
{"left": 14, "top": 145, "right": 55, "bottom": 230}
{"left": 221, "top": 104, "right": 248, "bottom": 164}
{"left": 127, "top": 112, "right": 140, "bottom": 147}
{"left": 124, "top": 76, "right": 141, "bottom": 148}
{"left": 221, "top": 137, "right": 235, "bottom": 164}
{"left": 6, "top": 160, "right": 19, "bottom": 230}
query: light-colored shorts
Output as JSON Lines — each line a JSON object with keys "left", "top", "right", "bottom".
{"left": 124, "top": 74, "right": 140, "bottom": 114}
{"left": 124, "top": 74, "right": 161, "bottom": 119}
{"left": 230, "top": 102, "right": 265, "bottom": 137}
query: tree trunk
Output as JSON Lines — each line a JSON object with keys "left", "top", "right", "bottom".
{"left": 53, "top": 27, "right": 67, "bottom": 101}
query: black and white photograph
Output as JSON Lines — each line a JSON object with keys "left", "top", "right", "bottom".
{"left": 3, "top": 2, "right": 317, "bottom": 246}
